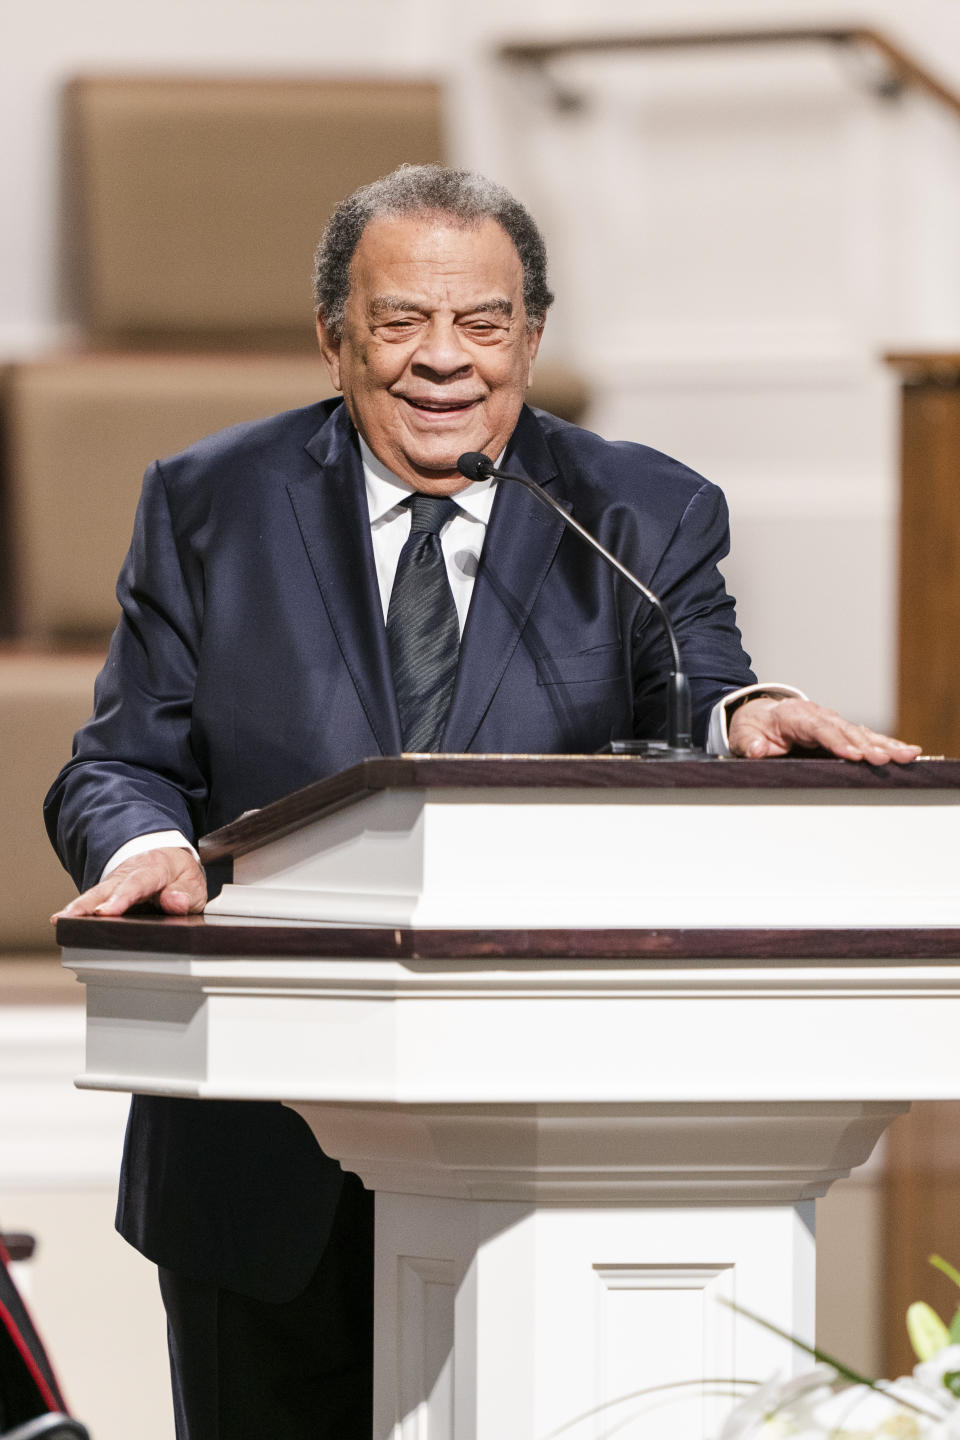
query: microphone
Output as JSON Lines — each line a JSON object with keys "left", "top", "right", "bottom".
{"left": 457, "top": 450, "right": 712, "bottom": 759}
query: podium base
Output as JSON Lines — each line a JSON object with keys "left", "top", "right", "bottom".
{"left": 369, "top": 1192, "right": 814, "bottom": 1440}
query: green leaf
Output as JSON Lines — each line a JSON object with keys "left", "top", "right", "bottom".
{"left": 948, "top": 1305, "right": 960, "bottom": 1344}
{"left": 944, "top": 1371, "right": 960, "bottom": 1398}
{"left": 907, "top": 1301, "right": 950, "bottom": 1361}
{"left": 716, "top": 1299, "right": 933, "bottom": 1420}
{"left": 930, "top": 1254, "right": 960, "bottom": 1292}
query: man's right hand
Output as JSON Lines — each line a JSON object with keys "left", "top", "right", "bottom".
{"left": 50, "top": 847, "right": 207, "bottom": 922}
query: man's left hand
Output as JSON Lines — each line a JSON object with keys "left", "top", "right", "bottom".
{"left": 728, "top": 696, "right": 922, "bottom": 764}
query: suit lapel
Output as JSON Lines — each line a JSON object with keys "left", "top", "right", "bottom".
{"left": 287, "top": 405, "right": 402, "bottom": 755}
{"left": 443, "top": 407, "right": 568, "bottom": 752}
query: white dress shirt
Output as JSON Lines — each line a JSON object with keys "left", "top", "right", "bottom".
{"left": 361, "top": 436, "right": 497, "bottom": 633}
{"left": 101, "top": 439, "right": 801, "bottom": 878}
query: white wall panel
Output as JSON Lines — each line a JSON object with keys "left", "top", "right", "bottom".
{"left": 586, "top": 364, "right": 899, "bottom": 723}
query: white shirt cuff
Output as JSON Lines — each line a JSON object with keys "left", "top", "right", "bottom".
{"left": 101, "top": 831, "right": 199, "bottom": 881}
{"left": 706, "top": 683, "right": 808, "bottom": 756}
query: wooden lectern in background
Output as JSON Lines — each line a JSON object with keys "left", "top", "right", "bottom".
{"left": 57, "top": 755, "right": 960, "bottom": 1440}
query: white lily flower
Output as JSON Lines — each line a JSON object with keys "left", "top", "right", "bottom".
{"left": 938, "top": 1407, "right": 960, "bottom": 1439}
{"left": 710, "top": 1254, "right": 960, "bottom": 1438}
{"left": 722, "top": 1370, "right": 951, "bottom": 1438}
{"left": 915, "top": 1346, "right": 960, "bottom": 1397}
{"left": 716, "top": 1373, "right": 790, "bottom": 1437}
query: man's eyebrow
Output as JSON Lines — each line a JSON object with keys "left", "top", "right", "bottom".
{"left": 369, "top": 295, "right": 424, "bottom": 316}
{"left": 368, "top": 295, "right": 514, "bottom": 318}
{"left": 470, "top": 298, "right": 513, "bottom": 318}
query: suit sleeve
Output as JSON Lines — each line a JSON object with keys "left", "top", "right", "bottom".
{"left": 631, "top": 480, "right": 756, "bottom": 744}
{"left": 44, "top": 460, "right": 209, "bottom": 891}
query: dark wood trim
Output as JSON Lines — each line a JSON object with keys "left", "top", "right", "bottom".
{"left": 200, "top": 768, "right": 377, "bottom": 862}
{"left": 886, "top": 353, "right": 960, "bottom": 385}
{"left": 56, "top": 912, "right": 960, "bottom": 961}
{"left": 496, "top": 26, "right": 960, "bottom": 129}
{"left": 896, "top": 385, "right": 960, "bottom": 755}
{"left": 882, "top": 1103, "right": 960, "bottom": 1378}
{"left": 198, "top": 755, "right": 960, "bottom": 863}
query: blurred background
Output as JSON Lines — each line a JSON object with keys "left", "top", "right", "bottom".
{"left": 2, "top": 0, "right": 960, "bottom": 1434}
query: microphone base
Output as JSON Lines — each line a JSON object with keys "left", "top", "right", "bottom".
{"left": 601, "top": 739, "right": 720, "bottom": 760}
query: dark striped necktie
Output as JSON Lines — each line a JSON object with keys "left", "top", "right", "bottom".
{"left": 386, "top": 494, "right": 461, "bottom": 752}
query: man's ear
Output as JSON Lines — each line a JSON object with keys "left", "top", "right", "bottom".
{"left": 316, "top": 314, "right": 343, "bottom": 392}
{"left": 525, "top": 324, "right": 545, "bottom": 387}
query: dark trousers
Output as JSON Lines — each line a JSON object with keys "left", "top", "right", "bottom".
{"left": 158, "top": 1175, "right": 374, "bottom": 1440}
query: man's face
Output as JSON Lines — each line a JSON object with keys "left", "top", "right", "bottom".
{"left": 317, "top": 213, "right": 543, "bottom": 495}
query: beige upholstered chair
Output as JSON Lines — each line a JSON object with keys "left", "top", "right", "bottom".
{"left": 65, "top": 76, "right": 446, "bottom": 347}
{"left": 5, "top": 353, "right": 338, "bottom": 641}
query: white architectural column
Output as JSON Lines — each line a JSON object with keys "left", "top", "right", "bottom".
{"left": 371, "top": 1195, "right": 813, "bottom": 1440}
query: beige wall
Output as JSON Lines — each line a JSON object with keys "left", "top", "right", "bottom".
{"left": 1, "top": 0, "right": 959, "bottom": 356}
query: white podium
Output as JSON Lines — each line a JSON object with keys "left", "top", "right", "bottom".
{"left": 58, "top": 756, "right": 960, "bottom": 1440}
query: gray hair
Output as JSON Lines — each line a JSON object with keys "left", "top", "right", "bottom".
{"left": 313, "top": 164, "right": 554, "bottom": 338}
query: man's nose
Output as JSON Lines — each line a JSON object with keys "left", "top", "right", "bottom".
{"left": 412, "top": 318, "right": 471, "bottom": 375}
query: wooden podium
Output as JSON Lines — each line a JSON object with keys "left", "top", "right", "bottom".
{"left": 58, "top": 756, "right": 960, "bottom": 1440}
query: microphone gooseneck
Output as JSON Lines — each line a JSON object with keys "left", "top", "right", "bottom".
{"left": 457, "top": 450, "right": 708, "bottom": 759}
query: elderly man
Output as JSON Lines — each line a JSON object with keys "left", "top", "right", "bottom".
{"left": 46, "top": 164, "right": 918, "bottom": 1439}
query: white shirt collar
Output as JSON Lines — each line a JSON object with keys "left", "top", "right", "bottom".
{"left": 359, "top": 435, "right": 501, "bottom": 527}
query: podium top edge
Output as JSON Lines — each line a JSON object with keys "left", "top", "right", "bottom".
{"left": 196, "top": 754, "right": 960, "bottom": 865}
{"left": 56, "top": 914, "right": 960, "bottom": 961}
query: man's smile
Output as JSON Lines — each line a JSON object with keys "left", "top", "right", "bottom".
{"left": 399, "top": 395, "right": 482, "bottom": 419}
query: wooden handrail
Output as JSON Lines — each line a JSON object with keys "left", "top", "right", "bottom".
{"left": 498, "top": 25, "right": 960, "bottom": 128}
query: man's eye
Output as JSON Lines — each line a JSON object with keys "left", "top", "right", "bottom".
{"left": 376, "top": 316, "right": 421, "bottom": 334}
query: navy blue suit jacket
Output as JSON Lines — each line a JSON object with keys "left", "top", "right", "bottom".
{"left": 45, "top": 398, "right": 755, "bottom": 1299}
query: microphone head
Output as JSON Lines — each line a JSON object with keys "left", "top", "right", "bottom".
{"left": 457, "top": 451, "right": 494, "bottom": 482}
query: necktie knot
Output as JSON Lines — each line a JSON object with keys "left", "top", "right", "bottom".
{"left": 408, "top": 494, "right": 458, "bottom": 535}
